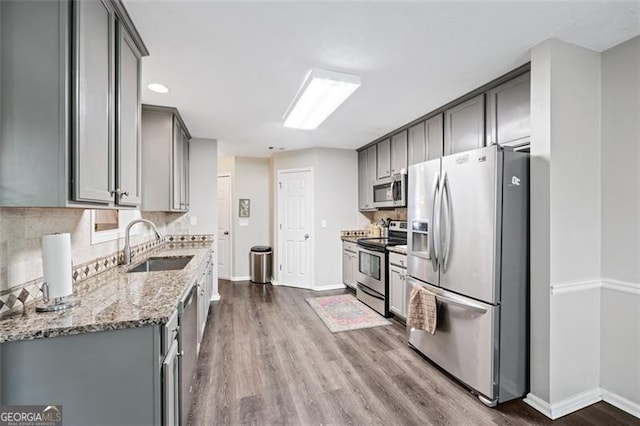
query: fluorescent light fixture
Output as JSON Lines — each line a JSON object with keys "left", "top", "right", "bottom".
{"left": 147, "top": 83, "right": 170, "bottom": 94}
{"left": 283, "top": 68, "right": 361, "bottom": 130}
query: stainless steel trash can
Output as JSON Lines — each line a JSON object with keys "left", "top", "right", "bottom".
{"left": 250, "top": 246, "right": 272, "bottom": 283}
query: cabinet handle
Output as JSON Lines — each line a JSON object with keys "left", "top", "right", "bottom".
{"left": 110, "top": 188, "right": 129, "bottom": 197}
{"left": 177, "top": 350, "right": 184, "bottom": 357}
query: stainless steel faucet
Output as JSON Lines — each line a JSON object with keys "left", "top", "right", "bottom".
{"left": 123, "top": 219, "right": 163, "bottom": 265}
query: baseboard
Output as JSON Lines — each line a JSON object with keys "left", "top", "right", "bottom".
{"left": 524, "top": 393, "right": 553, "bottom": 418}
{"left": 210, "top": 294, "right": 221, "bottom": 302}
{"left": 313, "top": 283, "right": 346, "bottom": 292}
{"left": 270, "top": 280, "right": 282, "bottom": 286}
{"left": 524, "top": 389, "right": 602, "bottom": 419}
{"left": 601, "top": 388, "right": 640, "bottom": 419}
{"left": 230, "top": 276, "right": 250, "bottom": 282}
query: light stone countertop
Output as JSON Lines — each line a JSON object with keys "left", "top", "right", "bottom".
{"left": 387, "top": 245, "right": 407, "bottom": 255}
{"left": 0, "top": 242, "right": 212, "bottom": 343}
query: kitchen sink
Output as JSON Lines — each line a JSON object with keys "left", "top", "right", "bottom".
{"left": 127, "top": 255, "right": 194, "bottom": 273}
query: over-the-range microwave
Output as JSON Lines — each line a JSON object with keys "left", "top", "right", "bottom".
{"left": 373, "top": 174, "right": 406, "bottom": 208}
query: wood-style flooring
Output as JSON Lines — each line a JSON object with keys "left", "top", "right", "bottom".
{"left": 188, "top": 280, "right": 639, "bottom": 425}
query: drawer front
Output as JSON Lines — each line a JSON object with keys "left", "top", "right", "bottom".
{"left": 389, "top": 252, "right": 407, "bottom": 268}
{"left": 343, "top": 241, "right": 358, "bottom": 253}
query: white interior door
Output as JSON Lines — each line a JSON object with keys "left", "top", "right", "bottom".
{"left": 217, "top": 175, "right": 231, "bottom": 280}
{"left": 278, "top": 169, "right": 313, "bottom": 289}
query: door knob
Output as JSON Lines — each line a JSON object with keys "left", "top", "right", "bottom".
{"left": 304, "top": 234, "right": 310, "bottom": 240}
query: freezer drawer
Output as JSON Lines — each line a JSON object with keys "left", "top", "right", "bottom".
{"left": 407, "top": 277, "right": 499, "bottom": 402}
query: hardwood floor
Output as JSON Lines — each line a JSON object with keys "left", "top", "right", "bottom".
{"left": 188, "top": 280, "right": 639, "bottom": 425}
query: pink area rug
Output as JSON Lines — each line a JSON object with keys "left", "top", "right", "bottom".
{"left": 306, "top": 294, "right": 391, "bottom": 333}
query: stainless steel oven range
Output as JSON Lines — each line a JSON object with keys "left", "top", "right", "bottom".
{"left": 356, "top": 220, "right": 407, "bottom": 316}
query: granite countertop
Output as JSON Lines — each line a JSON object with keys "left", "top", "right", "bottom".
{"left": 341, "top": 236, "right": 365, "bottom": 243}
{"left": 387, "top": 245, "right": 407, "bottom": 255}
{"left": 0, "top": 242, "right": 212, "bottom": 343}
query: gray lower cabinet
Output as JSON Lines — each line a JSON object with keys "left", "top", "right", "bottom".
{"left": 0, "top": 326, "right": 163, "bottom": 425}
{"left": 141, "top": 105, "right": 192, "bottom": 212}
{"left": 197, "top": 256, "right": 214, "bottom": 350}
{"left": 342, "top": 241, "right": 358, "bottom": 289}
{"left": 358, "top": 145, "right": 377, "bottom": 211}
{"left": 388, "top": 252, "right": 408, "bottom": 319}
{"left": 444, "top": 94, "right": 485, "bottom": 155}
{"left": 486, "top": 72, "right": 531, "bottom": 147}
{"left": 391, "top": 131, "right": 408, "bottom": 174}
{"left": 376, "top": 138, "right": 391, "bottom": 179}
{"left": 0, "top": 0, "right": 147, "bottom": 208}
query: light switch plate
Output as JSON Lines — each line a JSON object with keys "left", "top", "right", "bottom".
{"left": 321, "top": 219, "right": 327, "bottom": 228}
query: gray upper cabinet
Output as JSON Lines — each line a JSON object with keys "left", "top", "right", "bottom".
{"left": 358, "top": 145, "right": 376, "bottom": 211}
{"left": 376, "top": 138, "right": 391, "bottom": 179}
{"left": 408, "top": 122, "right": 426, "bottom": 166}
{"left": 142, "top": 105, "right": 192, "bottom": 213}
{"left": 486, "top": 72, "right": 531, "bottom": 147}
{"left": 426, "top": 113, "right": 444, "bottom": 160}
{"left": 444, "top": 94, "right": 485, "bottom": 156}
{"left": 390, "top": 131, "right": 407, "bottom": 174}
{"left": 116, "top": 21, "right": 142, "bottom": 207}
{"left": 0, "top": 0, "right": 148, "bottom": 208}
{"left": 73, "top": 0, "right": 115, "bottom": 204}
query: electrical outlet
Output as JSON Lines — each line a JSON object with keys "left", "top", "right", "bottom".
{"left": 321, "top": 219, "right": 327, "bottom": 228}
{"left": 190, "top": 216, "right": 197, "bottom": 226}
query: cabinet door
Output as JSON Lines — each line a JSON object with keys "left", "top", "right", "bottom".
{"left": 116, "top": 22, "right": 141, "bottom": 207}
{"left": 444, "top": 94, "right": 485, "bottom": 155}
{"left": 376, "top": 138, "right": 391, "bottom": 178}
{"left": 183, "top": 133, "right": 190, "bottom": 210}
{"left": 342, "top": 250, "right": 353, "bottom": 288}
{"left": 426, "top": 113, "right": 444, "bottom": 160}
{"left": 171, "top": 118, "right": 183, "bottom": 211}
{"left": 408, "top": 122, "right": 426, "bottom": 166}
{"left": 358, "top": 151, "right": 368, "bottom": 210}
{"left": 486, "top": 72, "right": 530, "bottom": 147}
{"left": 391, "top": 131, "right": 407, "bottom": 174}
{"left": 73, "top": 0, "right": 115, "bottom": 203}
{"left": 389, "top": 265, "right": 404, "bottom": 317}
{"left": 365, "top": 146, "right": 377, "bottom": 209}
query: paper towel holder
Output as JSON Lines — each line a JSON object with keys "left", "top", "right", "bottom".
{"left": 36, "top": 282, "right": 80, "bottom": 312}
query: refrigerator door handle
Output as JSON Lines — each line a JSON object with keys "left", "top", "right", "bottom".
{"left": 442, "top": 170, "right": 453, "bottom": 272}
{"left": 430, "top": 172, "right": 440, "bottom": 270}
{"left": 436, "top": 294, "right": 487, "bottom": 314}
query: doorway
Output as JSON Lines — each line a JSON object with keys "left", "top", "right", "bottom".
{"left": 276, "top": 168, "right": 314, "bottom": 289}
{"left": 217, "top": 175, "right": 232, "bottom": 280}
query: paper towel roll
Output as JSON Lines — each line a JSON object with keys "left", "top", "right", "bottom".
{"left": 42, "top": 233, "right": 73, "bottom": 299}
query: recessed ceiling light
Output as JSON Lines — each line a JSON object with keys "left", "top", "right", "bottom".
{"left": 283, "top": 68, "right": 361, "bottom": 130}
{"left": 147, "top": 83, "right": 170, "bottom": 94}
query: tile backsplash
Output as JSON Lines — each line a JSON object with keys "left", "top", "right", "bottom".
{"left": 0, "top": 208, "right": 192, "bottom": 293}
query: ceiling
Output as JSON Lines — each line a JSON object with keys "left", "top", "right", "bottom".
{"left": 124, "top": 1, "right": 640, "bottom": 157}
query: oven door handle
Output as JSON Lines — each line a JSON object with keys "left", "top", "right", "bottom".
{"left": 357, "top": 283, "right": 384, "bottom": 300}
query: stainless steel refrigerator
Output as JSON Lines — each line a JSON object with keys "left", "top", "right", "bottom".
{"left": 407, "top": 144, "right": 528, "bottom": 407}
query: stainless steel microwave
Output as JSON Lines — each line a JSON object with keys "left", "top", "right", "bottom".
{"left": 373, "top": 175, "right": 406, "bottom": 208}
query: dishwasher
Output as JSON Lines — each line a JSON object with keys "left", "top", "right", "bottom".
{"left": 179, "top": 284, "right": 198, "bottom": 425}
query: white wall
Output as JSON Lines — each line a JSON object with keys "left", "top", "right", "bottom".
{"left": 270, "top": 148, "right": 359, "bottom": 290}
{"left": 217, "top": 156, "right": 271, "bottom": 279}
{"left": 189, "top": 138, "right": 219, "bottom": 298}
{"left": 234, "top": 157, "right": 271, "bottom": 279}
{"left": 527, "top": 38, "right": 602, "bottom": 417}
{"left": 600, "top": 36, "right": 640, "bottom": 413}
